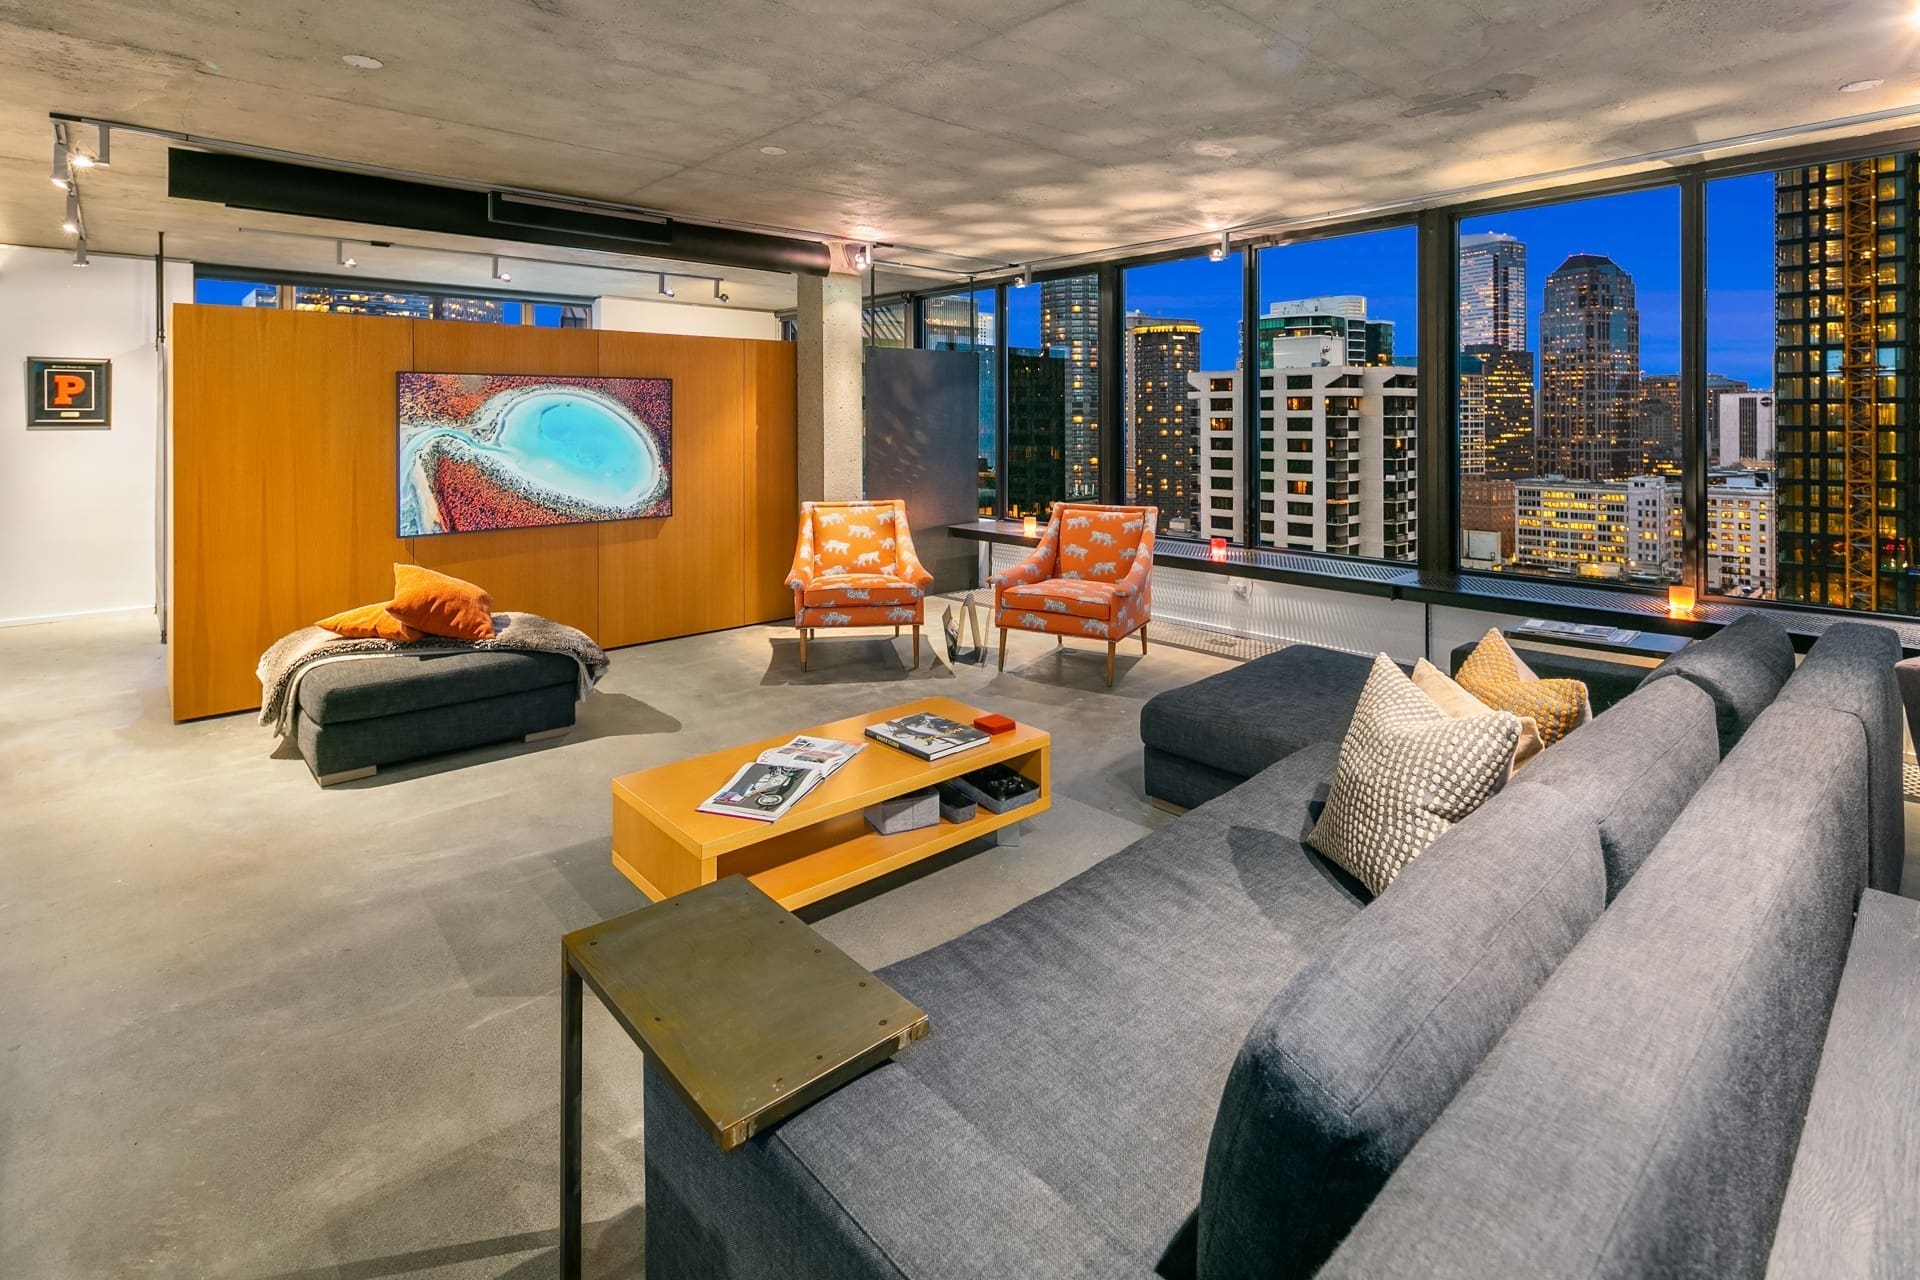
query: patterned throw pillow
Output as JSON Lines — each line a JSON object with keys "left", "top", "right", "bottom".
{"left": 1454, "top": 629, "right": 1592, "bottom": 745}
{"left": 1411, "top": 657, "right": 1545, "bottom": 776}
{"left": 1308, "top": 655, "right": 1522, "bottom": 895}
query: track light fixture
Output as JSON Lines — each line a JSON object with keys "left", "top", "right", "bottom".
{"left": 69, "top": 151, "right": 94, "bottom": 170}
{"left": 72, "top": 237, "right": 89, "bottom": 267}
{"left": 658, "top": 274, "right": 675, "bottom": 298}
{"left": 1014, "top": 265, "right": 1031, "bottom": 288}
{"left": 712, "top": 280, "right": 729, "bottom": 303}
{"left": 852, "top": 244, "right": 872, "bottom": 271}
{"left": 51, "top": 123, "right": 69, "bottom": 188}
{"left": 1209, "top": 231, "right": 1230, "bottom": 262}
{"left": 336, "top": 239, "right": 356, "bottom": 268}
{"left": 491, "top": 255, "right": 511, "bottom": 283}
{"left": 93, "top": 123, "right": 110, "bottom": 167}
{"left": 62, "top": 190, "right": 80, "bottom": 235}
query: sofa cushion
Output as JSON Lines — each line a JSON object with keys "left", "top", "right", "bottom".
{"left": 1321, "top": 698, "right": 1867, "bottom": 1280}
{"left": 799, "top": 573, "right": 918, "bottom": 607}
{"left": 1774, "top": 621, "right": 1903, "bottom": 896}
{"left": 1002, "top": 579, "right": 1118, "bottom": 620}
{"left": 316, "top": 600, "right": 423, "bottom": 643}
{"left": 295, "top": 650, "right": 579, "bottom": 724}
{"left": 1307, "top": 656, "right": 1522, "bottom": 894}
{"left": 872, "top": 741, "right": 1367, "bottom": 1269}
{"left": 1199, "top": 778, "right": 1607, "bottom": 1280}
{"left": 1515, "top": 673, "right": 1722, "bottom": 900}
{"left": 1411, "top": 657, "right": 1544, "bottom": 774}
{"left": 1455, "top": 629, "right": 1592, "bottom": 745}
{"left": 1638, "top": 612, "right": 1794, "bottom": 754}
{"left": 387, "top": 562, "right": 496, "bottom": 641}
{"left": 1139, "top": 644, "right": 1388, "bottom": 783}
{"left": 1449, "top": 639, "right": 1647, "bottom": 714}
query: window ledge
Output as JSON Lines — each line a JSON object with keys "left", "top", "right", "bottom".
{"left": 949, "top": 520, "right": 1920, "bottom": 654}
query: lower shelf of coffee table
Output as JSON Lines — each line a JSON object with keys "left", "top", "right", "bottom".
{"left": 615, "top": 793, "right": 1049, "bottom": 911}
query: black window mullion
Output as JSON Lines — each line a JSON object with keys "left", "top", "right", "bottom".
{"left": 1681, "top": 168, "right": 1708, "bottom": 596}
{"left": 1241, "top": 246, "right": 1261, "bottom": 547}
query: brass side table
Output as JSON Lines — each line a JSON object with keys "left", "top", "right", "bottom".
{"left": 560, "top": 875, "right": 929, "bottom": 1278}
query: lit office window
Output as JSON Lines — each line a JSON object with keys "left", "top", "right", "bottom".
{"left": 1257, "top": 226, "right": 1418, "bottom": 560}
{"left": 1121, "top": 252, "right": 1243, "bottom": 539}
{"left": 1455, "top": 187, "right": 1682, "bottom": 586}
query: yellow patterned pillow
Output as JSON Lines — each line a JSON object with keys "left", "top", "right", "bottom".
{"left": 1454, "top": 629, "right": 1592, "bottom": 746}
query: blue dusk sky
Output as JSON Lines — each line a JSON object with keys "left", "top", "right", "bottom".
{"left": 1118, "top": 173, "right": 1778, "bottom": 388}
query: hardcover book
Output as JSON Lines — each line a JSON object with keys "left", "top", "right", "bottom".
{"left": 864, "top": 711, "right": 990, "bottom": 762}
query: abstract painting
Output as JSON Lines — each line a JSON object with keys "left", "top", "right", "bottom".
{"left": 398, "top": 373, "right": 672, "bottom": 537}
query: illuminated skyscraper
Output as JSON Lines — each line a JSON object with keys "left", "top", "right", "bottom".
{"left": 1257, "top": 296, "right": 1394, "bottom": 367}
{"left": 1465, "top": 343, "right": 1536, "bottom": 477}
{"left": 1005, "top": 348, "right": 1068, "bottom": 519}
{"left": 1538, "top": 254, "right": 1640, "bottom": 483}
{"left": 1458, "top": 352, "right": 1488, "bottom": 477}
{"left": 1040, "top": 276, "right": 1101, "bottom": 501}
{"left": 1129, "top": 317, "right": 1203, "bottom": 533}
{"left": 1774, "top": 156, "right": 1920, "bottom": 611}
{"left": 1459, "top": 232, "right": 1527, "bottom": 353}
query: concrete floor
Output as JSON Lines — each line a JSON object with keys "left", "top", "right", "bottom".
{"left": 0, "top": 612, "right": 1233, "bottom": 1279}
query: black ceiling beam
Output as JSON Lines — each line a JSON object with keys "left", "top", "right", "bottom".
{"left": 167, "top": 149, "right": 832, "bottom": 277}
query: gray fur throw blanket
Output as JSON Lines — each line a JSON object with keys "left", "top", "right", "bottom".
{"left": 257, "top": 611, "right": 609, "bottom": 735}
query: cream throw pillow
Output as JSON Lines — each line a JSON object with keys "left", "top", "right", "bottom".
{"left": 1411, "top": 657, "right": 1545, "bottom": 777}
{"left": 1308, "top": 654, "right": 1522, "bottom": 895}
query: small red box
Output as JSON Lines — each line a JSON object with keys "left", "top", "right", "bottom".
{"left": 973, "top": 713, "right": 1016, "bottom": 735}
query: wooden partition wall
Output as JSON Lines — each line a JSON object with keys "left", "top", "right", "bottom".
{"left": 168, "top": 306, "right": 798, "bottom": 721}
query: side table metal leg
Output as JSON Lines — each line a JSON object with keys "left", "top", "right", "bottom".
{"left": 561, "top": 954, "right": 584, "bottom": 1280}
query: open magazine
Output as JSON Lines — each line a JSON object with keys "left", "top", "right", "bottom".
{"left": 696, "top": 736, "right": 864, "bottom": 822}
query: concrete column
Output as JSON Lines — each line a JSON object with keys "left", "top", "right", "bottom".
{"left": 796, "top": 271, "right": 864, "bottom": 502}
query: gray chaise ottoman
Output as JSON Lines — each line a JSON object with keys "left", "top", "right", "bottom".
{"left": 294, "top": 650, "right": 579, "bottom": 785}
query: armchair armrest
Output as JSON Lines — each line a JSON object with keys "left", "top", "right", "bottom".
{"left": 1110, "top": 526, "right": 1156, "bottom": 600}
{"left": 988, "top": 526, "right": 1059, "bottom": 601}
{"left": 786, "top": 517, "right": 815, "bottom": 592}
{"left": 892, "top": 515, "right": 935, "bottom": 592}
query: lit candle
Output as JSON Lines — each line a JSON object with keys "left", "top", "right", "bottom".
{"left": 1022, "top": 515, "right": 1038, "bottom": 538}
{"left": 1667, "top": 585, "right": 1696, "bottom": 618}
{"left": 1210, "top": 536, "right": 1228, "bottom": 562}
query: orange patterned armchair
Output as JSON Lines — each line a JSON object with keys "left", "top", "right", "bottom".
{"left": 990, "top": 503, "right": 1156, "bottom": 686}
{"left": 786, "top": 499, "right": 934, "bottom": 669}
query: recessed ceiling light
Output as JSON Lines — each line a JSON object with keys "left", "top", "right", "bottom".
{"left": 341, "top": 54, "right": 384, "bottom": 70}
{"left": 759, "top": 145, "right": 787, "bottom": 156}
{"left": 1839, "top": 78, "right": 1885, "bottom": 93}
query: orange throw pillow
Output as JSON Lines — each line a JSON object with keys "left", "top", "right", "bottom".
{"left": 387, "top": 564, "right": 495, "bottom": 640}
{"left": 316, "top": 602, "right": 422, "bottom": 643}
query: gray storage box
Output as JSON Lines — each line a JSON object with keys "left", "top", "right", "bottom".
{"left": 866, "top": 787, "right": 940, "bottom": 835}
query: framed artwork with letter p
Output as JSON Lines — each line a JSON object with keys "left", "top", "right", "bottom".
{"left": 26, "top": 357, "right": 112, "bottom": 429}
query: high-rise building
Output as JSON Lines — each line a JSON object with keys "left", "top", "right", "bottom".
{"left": 1257, "top": 296, "right": 1394, "bottom": 368}
{"left": 1190, "top": 336, "right": 1417, "bottom": 559}
{"left": 1005, "top": 348, "right": 1067, "bottom": 519}
{"left": 1716, "top": 390, "right": 1776, "bottom": 467}
{"left": 1459, "top": 352, "right": 1489, "bottom": 477}
{"left": 1129, "top": 317, "right": 1204, "bottom": 533}
{"left": 1538, "top": 254, "right": 1640, "bottom": 483}
{"left": 1465, "top": 343, "right": 1537, "bottom": 476}
{"left": 1704, "top": 373, "right": 1750, "bottom": 460}
{"left": 1041, "top": 277, "right": 1101, "bottom": 501}
{"left": 1707, "top": 470, "right": 1777, "bottom": 598}
{"left": 1459, "top": 232, "right": 1528, "bottom": 353}
{"left": 1513, "top": 475, "right": 1680, "bottom": 581}
{"left": 1774, "top": 156, "right": 1920, "bottom": 612}
{"left": 1636, "top": 373, "right": 1683, "bottom": 475}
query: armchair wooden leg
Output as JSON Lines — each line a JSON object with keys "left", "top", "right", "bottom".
{"left": 998, "top": 626, "right": 1008, "bottom": 671}
{"left": 912, "top": 625, "right": 920, "bottom": 667}
{"left": 894, "top": 625, "right": 900, "bottom": 637}
{"left": 799, "top": 628, "right": 809, "bottom": 671}
{"left": 1106, "top": 640, "right": 1116, "bottom": 687}
{"left": 1140, "top": 625, "right": 1149, "bottom": 654}
{"left": 1056, "top": 634, "right": 1064, "bottom": 646}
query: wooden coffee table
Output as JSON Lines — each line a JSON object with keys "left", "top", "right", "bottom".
{"left": 610, "top": 696, "right": 1050, "bottom": 910}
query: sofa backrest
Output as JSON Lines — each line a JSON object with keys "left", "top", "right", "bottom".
{"left": 1515, "top": 673, "right": 1722, "bottom": 900}
{"left": 1055, "top": 504, "right": 1152, "bottom": 583}
{"left": 802, "top": 499, "right": 908, "bottom": 577}
{"left": 1772, "top": 621, "right": 1903, "bottom": 895}
{"left": 1196, "top": 778, "right": 1608, "bottom": 1280}
{"left": 1320, "top": 696, "right": 1867, "bottom": 1280}
{"left": 1637, "top": 612, "right": 1795, "bottom": 755}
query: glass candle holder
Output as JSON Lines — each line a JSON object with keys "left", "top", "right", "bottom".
{"left": 1667, "top": 585, "right": 1696, "bottom": 618}
{"left": 1209, "top": 537, "right": 1228, "bottom": 562}
{"left": 1022, "top": 515, "right": 1038, "bottom": 538}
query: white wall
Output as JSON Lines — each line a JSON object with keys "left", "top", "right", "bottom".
{"left": 0, "top": 245, "right": 193, "bottom": 626}
{"left": 594, "top": 294, "right": 782, "bottom": 340}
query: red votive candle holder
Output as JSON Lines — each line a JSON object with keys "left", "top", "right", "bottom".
{"left": 1209, "top": 537, "right": 1228, "bottom": 562}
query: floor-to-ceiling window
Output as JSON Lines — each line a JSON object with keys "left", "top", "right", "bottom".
{"left": 1455, "top": 186, "right": 1684, "bottom": 586}
{"left": 1001, "top": 273, "right": 1100, "bottom": 520}
{"left": 1121, "top": 251, "right": 1243, "bottom": 538}
{"left": 193, "top": 274, "right": 590, "bottom": 326}
{"left": 1257, "top": 226, "right": 1419, "bottom": 559}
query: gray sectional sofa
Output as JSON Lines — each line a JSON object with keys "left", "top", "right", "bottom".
{"left": 643, "top": 613, "right": 1907, "bottom": 1279}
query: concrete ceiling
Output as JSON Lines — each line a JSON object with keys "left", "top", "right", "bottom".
{"left": 1, "top": 0, "right": 1918, "bottom": 304}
